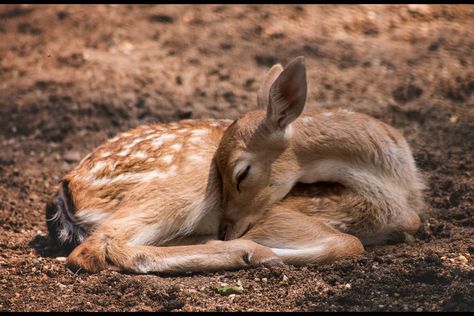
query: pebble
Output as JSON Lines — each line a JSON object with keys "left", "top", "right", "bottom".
{"left": 63, "top": 151, "right": 82, "bottom": 163}
{"left": 262, "top": 278, "right": 268, "bottom": 283}
{"left": 282, "top": 275, "right": 288, "bottom": 282}
{"left": 344, "top": 283, "right": 351, "bottom": 289}
{"left": 141, "top": 306, "right": 154, "bottom": 312}
{"left": 458, "top": 255, "right": 468, "bottom": 263}
{"left": 404, "top": 232, "right": 416, "bottom": 245}
{"left": 254, "top": 277, "right": 260, "bottom": 282}
{"left": 55, "top": 257, "right": 67, "bottom": 262}
{"left": 416, "top": 307, "right": 423, "bottom": 312}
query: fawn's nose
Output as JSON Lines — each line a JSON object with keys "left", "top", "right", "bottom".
{"left": 219, "top": 216, "right": 255, "bottom": 241}
{"left": 219, "top": 219, "right": 234, "bottom": 241}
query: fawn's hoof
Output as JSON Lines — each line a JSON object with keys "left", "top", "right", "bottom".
{"left": 259, "top": 257, "right": 287, "bottom": 268}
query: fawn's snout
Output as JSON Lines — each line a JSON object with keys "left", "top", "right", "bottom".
{"left": 219, "top": 215, "right": 256, "bottom": 241}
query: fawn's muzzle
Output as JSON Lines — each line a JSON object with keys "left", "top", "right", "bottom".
{"left": 219, "top": 217, "right": 255, "bottom": 241}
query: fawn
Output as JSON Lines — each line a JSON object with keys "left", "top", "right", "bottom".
{"left": 45, "top": 57, "right": 425, "bottom": 274}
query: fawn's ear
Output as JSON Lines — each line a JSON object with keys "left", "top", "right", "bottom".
{"left": 257, "top": 63, "right": 283, "bottom": 109}
{"left": 266, "top": 56, "right": 307, "bottom": 130}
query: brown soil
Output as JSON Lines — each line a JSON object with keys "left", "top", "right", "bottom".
{"left": 0, "top": 4, "right": 473, "bottom": 312}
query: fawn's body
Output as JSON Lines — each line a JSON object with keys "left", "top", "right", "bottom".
{"left": 46, "top": 57, "right": 424, "bottom": 274}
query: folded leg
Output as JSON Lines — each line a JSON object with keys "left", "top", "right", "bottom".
{"left": 66, "top": 222, "right": 282, "bottom": 274}
{"left": 242, "top": 205, "right": 364, "bottom": 266}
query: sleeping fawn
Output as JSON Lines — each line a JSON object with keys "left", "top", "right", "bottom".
{"left": 45, "top": 57, "right": 425, "bottom": 274}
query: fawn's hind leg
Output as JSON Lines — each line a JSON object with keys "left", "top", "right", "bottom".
{"left": 242, "top": 206, "right": 364, "bottom": 266}
{"left": 66, "top": 221, "right": 282, "bottom": 274}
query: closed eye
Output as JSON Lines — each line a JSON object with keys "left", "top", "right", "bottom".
{"left": 236, "top": 165, "right": 250, "bottom": 192}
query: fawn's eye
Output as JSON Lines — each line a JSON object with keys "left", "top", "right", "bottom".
{"left": 236, "top": 165, "right": 250, "bottom": 193}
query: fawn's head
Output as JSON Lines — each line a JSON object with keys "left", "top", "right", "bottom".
{"left": 215, "top": 56, "right": 308, "bottom": 240}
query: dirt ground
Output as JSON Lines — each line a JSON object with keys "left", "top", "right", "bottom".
{"left": 0, "top": 4, "right": 473, "bottom": 312}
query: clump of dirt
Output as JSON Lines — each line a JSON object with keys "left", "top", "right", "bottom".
{"left": 0, "top": 4, "right": 472, "bottom": 312}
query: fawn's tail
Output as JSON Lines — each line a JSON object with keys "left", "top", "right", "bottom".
{"left": 45, "top": 180, "right": 87, "bottom": 250}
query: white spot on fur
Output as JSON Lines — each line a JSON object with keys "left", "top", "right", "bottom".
{"left": 188, "top": 154, "right": 203, "bottom": 162}
{"left": 143, "top": 129, "right": 156, "bottom": 135}
{"left": 170, "top": 143, "right": 182, "bottom": 151}
{"left": 144, "top": 134, "right": 158, "bottom": 140}
{"left": 132, "top": 151, "right": 148, "bottom": 159}
{"left": 124, "top": 138, "right": 144, "bottom": 150}
{"left": 191, "top": 129, "right": 209, "bottom": 136}
{"left": 108, "top": 136, "right": 120, "bottom": 143}
{"left": 151, "top": 139, "right": 164, "bottom": 148}
{"left": 162, "top": 154, "right": 174, "bottom": 164}
{"left": 117, "top": 149, "right": 130, "bottom": 157}
{"left": 322, "top": 112, "right": 334, "bottom": 117}
{"left": 189, "top": 137, "right": 202, "bottom": 144}
{"left": 85, "top": 169, "right": 173, "bottom": 186}
{"left": 160, "top": 134, "right": 177, "bottom": 142}
{"left": 91, "top": 161, "right": 107, "bottom": 174}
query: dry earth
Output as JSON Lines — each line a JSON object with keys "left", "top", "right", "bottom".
{"left": 0, "top": 4, "right": 473, "bottom": 311}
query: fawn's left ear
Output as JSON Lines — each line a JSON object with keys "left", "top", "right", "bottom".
{"left": 266, "top": 56, "right": 307, "bottom": 130}
{"left": 257, "top": 63, "right": 283, "bottom": 109}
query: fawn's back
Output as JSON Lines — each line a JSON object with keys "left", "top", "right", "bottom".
{"left": 47, "top": 119, "right": 233, "bottom": 247}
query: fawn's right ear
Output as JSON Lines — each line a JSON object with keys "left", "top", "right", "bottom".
{"left": 266, "top": 56, "right": 307, "bottom": 130}
{"left": 257, "top": 63, "right": 283, "bottom": 109}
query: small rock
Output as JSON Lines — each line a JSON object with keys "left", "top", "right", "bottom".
{"left": 30, "top": 193, "right": 39, "bottom": 201}
{"left": 416, "top": 307, "right": 423, "bottom": 312}
{"left": 262, "top": 278, "right": 268, "bottom": 283}
{"left": 404, "top": 232, "right": 416, "bottom": 245}
{"left": 458, "top": 255, "right": 468, "bottom": 263}
{"left": 449, "top": 115, "right": 458, "bottom": 123}
{"left": 254, "top": 277, "right": 260, "bottom": 282}
{"left": 407, "top": 4, "right": 430, "bottom": 15}
{"left": 344, "top": 283, "right": 351, "bottom": 289}
{"left": 282, "top": 275, "right": 288, "bottom": 282}
{"left": 63, "top": 151, "right": 81, "bottom": 163}
{"left": 55, "top": 257, "right": 67, "bottom": 262}
{"left": 141, "top": 306, "right": 154, "bottom": 312}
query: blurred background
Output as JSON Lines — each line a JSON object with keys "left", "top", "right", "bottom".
{"left": 0, "top": 4, "right": 472, "bottom": 312}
